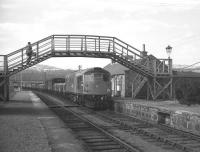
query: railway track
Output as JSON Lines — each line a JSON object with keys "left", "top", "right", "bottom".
{"left": 37, "top": 93, "right": 141, "bottom": 152}
{"left": 36, "top": 92, "right": 200, "bottom": 152}
{"left": 94, "top": 110, "right": 200, "bottom": 152}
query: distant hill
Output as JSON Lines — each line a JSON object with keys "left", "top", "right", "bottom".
{"left": 29, "top": 64, "right": 63, "bottom": 71}
{"left": 10, "top": 64, "right": 74, "bottom": 82}
{"left": 173, "top": 64, "right": 200, "bottom": 73}
{"left": 173, "top": 64, "right": 188, "bottom": 69}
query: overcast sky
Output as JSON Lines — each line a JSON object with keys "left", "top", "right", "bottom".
{"left": 1, "top": 0, "right": 200, "bottom": 69}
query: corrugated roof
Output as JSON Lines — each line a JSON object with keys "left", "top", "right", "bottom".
{"left": 104, "top": 63, "right": 128, "bottom": 75}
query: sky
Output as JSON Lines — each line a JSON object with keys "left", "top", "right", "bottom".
{"left": 1, "top": 0, "right": 200, "bottom": 69}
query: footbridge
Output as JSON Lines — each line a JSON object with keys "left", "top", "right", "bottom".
{"left": 0, "top": 34, "right": 173, "bottom": 101}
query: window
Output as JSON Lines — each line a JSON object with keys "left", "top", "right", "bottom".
{"left": 94, "top": 73, "right": 103, "bottom": 80}
{"left": 85, "top": 74, "right": 93, "bottom": 81}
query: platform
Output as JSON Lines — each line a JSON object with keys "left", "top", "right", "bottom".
{"left": 0, "top": 91, "right": 86, "bottom": 152}
{"left": 114, "top": 98, "right": 200, "bottom": 135}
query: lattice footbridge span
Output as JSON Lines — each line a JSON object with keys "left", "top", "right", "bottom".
{"left": 0, "top": 35, "right": 173, "bottom": 101}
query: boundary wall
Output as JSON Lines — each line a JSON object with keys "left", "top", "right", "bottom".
{"left": 114, "top": 99, "right": 200, "bottom": 135}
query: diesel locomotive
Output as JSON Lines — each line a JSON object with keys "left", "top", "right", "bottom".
{"left": 65, "top": 67, "right": 112, "bottom": 109}
{"left": 28, "top": 67, "right": 112, "bottom": 109}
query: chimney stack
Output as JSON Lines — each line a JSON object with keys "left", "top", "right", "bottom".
{"left": 140, "top": 44, "right": 148, "bottom": 57}
{"left": 78, "top": 65, "right": 82, "bottom": 71}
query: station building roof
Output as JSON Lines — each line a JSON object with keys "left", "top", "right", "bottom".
{"left": 104, "top": 63, "right": 129, "bottom": 76}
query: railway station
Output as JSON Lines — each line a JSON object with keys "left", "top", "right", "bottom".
{"left": 1, "top": 34, "right": 200, "bottom": 152}
{"left": 1, "top": 1, "right": 200, "bottom": 152}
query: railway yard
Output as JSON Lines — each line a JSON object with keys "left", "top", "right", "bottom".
{"left": 1, "top": 90, "right": 200, "bottom": 152}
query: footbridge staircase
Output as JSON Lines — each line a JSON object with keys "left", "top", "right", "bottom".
{"left": 0, "top": 35, "right": 173, "bottom": 101}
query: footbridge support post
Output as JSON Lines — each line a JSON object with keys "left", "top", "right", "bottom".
{"left": 147, "top": 58, "right": 174, "bottom": 100}
{"left": 0, "top": 55, "right": 9, "bottom": 102}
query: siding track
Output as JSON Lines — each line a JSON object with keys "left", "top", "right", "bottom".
{"left": 95, "top": 110, "right": 200, "bottom": 152}
{"left": 35, "top": 92, "right": 200, "bottom": 152}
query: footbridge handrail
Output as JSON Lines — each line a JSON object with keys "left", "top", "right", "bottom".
{"left": 114, "top": 37, "right": 142, "bottom": 54}
{"left": 2, "top": 34, "right": 172, "bottom": 78}
{"left": 7, "top": 36, "right": 52, "bottom": 57}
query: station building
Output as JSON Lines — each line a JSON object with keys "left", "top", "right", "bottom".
{"left": 104, "top": 62, "right": 147, "bottom": 98}
{"left": 104, "top": 51, "right": 158, "bottom": 99}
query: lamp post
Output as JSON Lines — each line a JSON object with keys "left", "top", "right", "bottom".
{"left": 166, "top": 45, "right": 173, "bottom": 75}
{"left": 20, "top": 71, "right": 23, "bottom": 91}
{"left": 166, "top": 45, "right": 172, "bottom": 59}
{"left": 166, "top": 45, "right": 173, "bottom": 100}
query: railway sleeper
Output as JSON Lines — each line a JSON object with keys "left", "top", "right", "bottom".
{"left": 91, "top": 145, "right": 123, "bottom": 151}
{"left": 69, "top": 126, "right": 94, "bottom": 131}
{"left": 109, "top": 117, "right": 198, "bottom": 152}
{"left": 172, "top": 143, "right": 193, "bottom": 152}
{"left": 84, "top": 138, "right": 112, "bottom": 143}
{"left": 188, "top": 144, "right": 200, "bottom": 148}
{"left": 86, "top": 141, "right": 118, "bottom": 146}
{"left": 78, "top": 132, "right": 104, "bottom": 136}
{"left": 63, "top": 120, "right": 84, "bottom": 124}
{"left": 167, "top": 137, "right": 190, "bottom": 141}
{"left": 79, "top": 135, "right": 108, "bottom": 139}
{"left": 66, "top": 122, "right": 89, "bottom": 126}
{"left": 182, "top": 142, "right": 200, "bottom": 147}
{"left": 81, "top": 136, "right": 110, "bottom": 140}
{"left": 95, "top": 149, "right": 129, "bottom": 152}
{"left": 97, "top": 111, "right": 200, "bottom": 152}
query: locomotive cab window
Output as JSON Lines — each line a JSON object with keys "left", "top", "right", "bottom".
{"left": 84, "top": 74, "right": 93, "bottom": 81}
{"left": 93, "top": 73, "right": 103, "bottom": 80}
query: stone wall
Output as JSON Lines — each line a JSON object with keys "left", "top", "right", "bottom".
{"left": 170, "top": 110, "right": 200, "bottom": 135}
{"left": 114, "top": 100, "right": 200, "bottom": 135}
{"left": 114, "top": 100, "right": 159, "bottom": 123}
